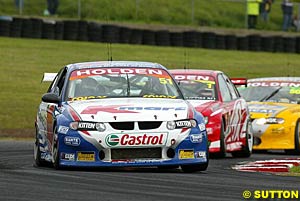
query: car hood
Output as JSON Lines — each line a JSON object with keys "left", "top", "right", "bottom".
{"left": 67, "top": 98, "right": 190, "bottom": 122}
{"left": 247, "top": 102, "right": 292, "bottom": 118}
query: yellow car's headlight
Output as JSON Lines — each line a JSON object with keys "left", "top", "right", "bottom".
{"left": 256, "top": 117, "right": 284, "bottom": 125}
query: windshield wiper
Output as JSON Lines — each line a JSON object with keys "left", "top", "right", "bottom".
{"left": 260, "top": 87, "right": 282, "bottom": 101}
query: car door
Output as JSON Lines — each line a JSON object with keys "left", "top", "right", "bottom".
{"left": 221, "top": 74, "right": 248, "bottom": 146}
{"left": 39, "top": 67, "right": 67, "bottom": 150}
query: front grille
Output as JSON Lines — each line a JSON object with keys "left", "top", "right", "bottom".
{"left": 109, "top": 122, "right": 134, "bottom": 130}
{"left": 111, "top": 148, "right": 162, "bottom": 160}
{"left": 138, "top": 121, "right": 162, "bottom": 130}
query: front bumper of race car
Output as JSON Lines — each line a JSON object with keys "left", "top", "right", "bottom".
{"left": 252, "top": 120, "right": 295, "bottom": 150}
{"left": 57, "top": 127, "right": 208, "bottom": 168}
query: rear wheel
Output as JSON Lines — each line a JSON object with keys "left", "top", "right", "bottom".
{"left": 210, "top": 121, "right": 226, "bottom": 159}
{"left": 285, "top": 119, "right": 300, "bottom": 155}
{"left": 232, "top": 121, "right": 253, "bottom": 158}
{"left": 34, "top": 127, "right": 48, "bottom": 167}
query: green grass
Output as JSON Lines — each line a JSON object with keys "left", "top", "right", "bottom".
{"left": 289, "top": 166, "right": 300, "bottom": 174}
{"left": 0, "top": 37, "right": 300, "bottom": 132}
{"left": 0, "top": 0, "right": 299, "bottom": 31}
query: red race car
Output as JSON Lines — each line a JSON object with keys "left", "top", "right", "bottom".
{"left": 170, "top": 69, "right": 253, "bottom": 158}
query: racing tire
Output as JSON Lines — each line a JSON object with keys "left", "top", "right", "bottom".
{"left": 157, "top": 165, "right": 179, "bottom": 170}
{"left": 181, "top": 161, "right": 209, "bottom": 173}
{"left": 52, "top": 126, "right": 61, "bottom": 169}
{"left": 34, "top": 127, "right": 49, "bottom": 167}
{"left": 210, "top": 121, "right": 226, "bottom": 159}
{"left": 181, "top": 146, "right": 209, "bottom": 173}
{"left": 285, "top": 119, "right": 300, "bottom": 155}
{"left": 231, "top": 121, "right": 253, "bottom": 158}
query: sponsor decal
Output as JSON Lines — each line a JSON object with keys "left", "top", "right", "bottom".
{"left": 174, "top": 75, "right": 211, "bottom": 81}
{"left": 179, "top": 149, "right": 195, "bottom": 159}
{"left": 249, "top": 108, "right": 277, "bottom": 113}
{"left": 71, "top": 96, "right": 107, "bottom": 101}
{"left": 106, "top": 134, "right": 119, "bottom": 146}
{"left": 143, "top": 94, "right": 176, "bottom": 99}
{"left": 81, "top": 105, "right": 138, "bottom": 114}
{"left": 206, "top": 127, "right": 213, "bottom": 135}
{"left": 195, "top": 151, "right": 206, "bottom": 158}
{"left": 81, "top": 105, "right": 186, "bottom": 115}
{"left": 175, "top": 120, "right": 192, "bottom": 128}
{"left": 119, "top": 106, "right": 186, "bottom": 111}
{"left": 61, "top": 153, "right": 75, "bottom": 161}
{"left": 64, "top": 136, "right": 81, "bottom": 146}
{"left": 78, "top": 122, "right": 97, "bottom": 130}
{"left": 249, "top": 104, "right": 284, "bottom": 114}
{"left": 105, "top": 133, "right": 167, "bottom": 147}
{"left": 248, "top": 82, "right": 300, "bottom": 87}
{"left": 111, "top": 159, "right": 163, "bottom": 164}
{"left": 70, "top": 68, "right": 169, "bottom": 80}
{"left": 58, "top": 126, "right": 69, "bottom": 134}
{"left": 190, "top": 134, "right": 203, "bottom": 143}
{"left": 198, "top": 123, "right": 206, "bottom": 131}
{"left": 77, "top": 152, "right": 95, "bottom": 162}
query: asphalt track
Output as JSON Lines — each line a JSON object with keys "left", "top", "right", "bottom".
{"left": 0, "top": 140, "right": 298, "bottom": 201}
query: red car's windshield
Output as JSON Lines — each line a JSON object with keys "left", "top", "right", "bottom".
{"left": 174, "top": 74, "right": 217, "bottom": 101}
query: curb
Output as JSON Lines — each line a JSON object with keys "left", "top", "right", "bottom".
{"left": 232, "top": 158, "right": 300, "bottom": 173}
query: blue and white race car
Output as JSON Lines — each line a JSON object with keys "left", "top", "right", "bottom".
{"left": 34, "top": 61, "right": 208, "bottom": 172}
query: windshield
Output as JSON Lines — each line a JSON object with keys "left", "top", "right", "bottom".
{"left": 239, "top": 86, "right": 300, "bottom": 104}
{"left": 176, "top": 76, "right": 217, "bottom": 100}
{"left": 65, "top": 67, "right": 182, "bottom": 101}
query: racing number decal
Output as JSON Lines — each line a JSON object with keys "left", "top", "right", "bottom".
{"left": 290, "top": 88, "right": 300, "bottom": 94}
{"left": 194, "top": 80, "right": 215, "bottom": 89}
{"left": 159, "top": 78, "right": 173, "bottom": 85}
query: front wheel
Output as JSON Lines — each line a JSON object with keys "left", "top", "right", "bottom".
{"left": 181, "top": 146, "right": 209, "bottom": 173}
{"left": 181, "top": 162, "right": 208, "bottom": 173}
{"left": 52, "top": 126, "right": 61, "bottom": 169}
{"left": 210, "top": 121, "right": 226, "bottom": 159}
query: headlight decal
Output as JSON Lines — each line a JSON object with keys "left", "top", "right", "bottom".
{"left": 255, "top": 117, "right": 284, "bottom": 125}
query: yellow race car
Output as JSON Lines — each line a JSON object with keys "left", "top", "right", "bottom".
{"left": 238, "top": 77, "right": 300, "bottom": 154}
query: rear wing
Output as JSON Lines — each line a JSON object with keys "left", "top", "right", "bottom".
{"left": 42, "top": 73, "right": 57, "bottom": 82}
{"left": 230, "top": 78, "right": 247, "bottom": 87}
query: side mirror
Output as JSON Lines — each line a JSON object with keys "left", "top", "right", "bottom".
{"left": 42, "top": 93, "right": 60, "bottom": 104}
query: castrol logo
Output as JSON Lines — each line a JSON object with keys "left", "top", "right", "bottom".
{"left": 105, "top": 133, "right": 167, "bottom": 147}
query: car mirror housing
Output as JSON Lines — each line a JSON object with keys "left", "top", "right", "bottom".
{"left": 42, "top": 93, "right": 60, "bottom": 104}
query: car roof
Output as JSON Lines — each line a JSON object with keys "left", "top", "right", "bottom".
{"left": 249, "top": 77, "right": 300, "bottom": 83}
{"left": 170, "top": 69, "right": 222, "bottom": 77}
{"left": 66, "top": 61, "right": 167, "bottom": 71}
